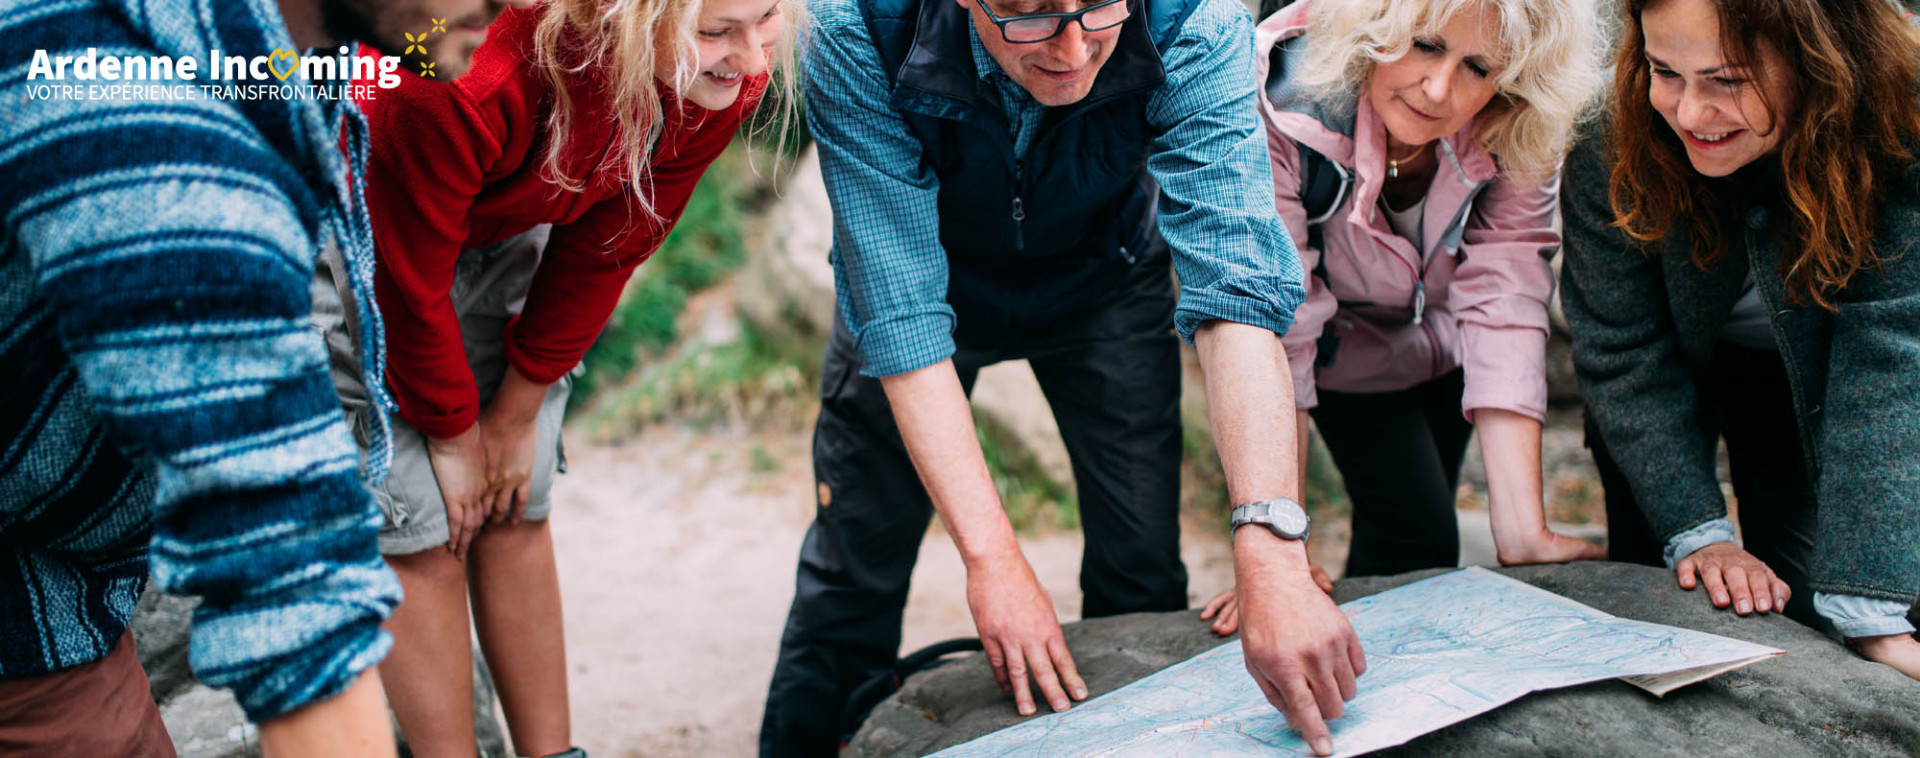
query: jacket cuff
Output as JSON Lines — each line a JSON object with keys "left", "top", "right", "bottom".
{"left": 191, "top": 559, "right": 402, "bottom": 722}
{"left": 1459, "top": 324, "right": 1548, "bottom": 423}
{"left": 502, "top": 314, "right": 585, "bottom": 386}
{"left": 1814, "top": 593, "right": 1918, "bottom": 639}
{"left": 395, "top": 399, "right": 478, "bottom": 440}
{"left": 1663, "top": 518, "right": 1736, "bottom": 569}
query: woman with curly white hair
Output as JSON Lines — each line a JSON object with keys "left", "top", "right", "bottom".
{"left": 1207, "top": 0, "right": 1609, "bottom": 632}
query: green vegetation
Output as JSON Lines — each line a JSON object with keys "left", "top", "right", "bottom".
{"left": 565, "top": 131, "right": 1077, "bottom": 534}
{"left": 570, "top": 145, "right": 755, "bottom": 410}
{"left": 1180, "top": 422, "right": 1349, "bottom": 532}
{"left": 741, "top": 71, "right": 812, "bottom": 158}
{"left": 582, "top": 321, "right": 817, "bottom": 440}
{"left": 976, "top": 413, "right": 1080, "bottom": 532}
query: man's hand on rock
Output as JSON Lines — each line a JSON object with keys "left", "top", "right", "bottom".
{"left": 967, "top": 556, "right": 1088, "bottom": 717}
{"left": 1235, "top": 529, "right": 1364, "bottom": 757}
{"left": 1850, "top": 633, "right": 1920, "bottom": 682}
{"left": 1675, "top": 541, "right": 1790, "bottom": 615}
{"left": 1200, "top": 566, "right": 1333, "bottom": 637}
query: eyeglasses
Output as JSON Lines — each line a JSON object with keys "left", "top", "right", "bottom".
{"left": 975, "top": 0, "right": 1131, "bottom": 44}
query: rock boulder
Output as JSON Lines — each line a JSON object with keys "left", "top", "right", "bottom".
{"left": 849, "top": 563, "right": 1920, "bottom": 757}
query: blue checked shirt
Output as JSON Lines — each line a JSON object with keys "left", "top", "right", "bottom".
{"left": 806, "top": 0, "right": 1305, "bottom": 377}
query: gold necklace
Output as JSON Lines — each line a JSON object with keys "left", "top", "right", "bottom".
{"left": 1387, "top": 142, "right": 1429, "bottom": 179}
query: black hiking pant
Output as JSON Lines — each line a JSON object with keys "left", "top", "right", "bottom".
{"left": 1587, "top": 343, "right": 1826, "bottom": 631}
{"left": 759, "top": 260, "right": 1189, "bottom": 757}
{"left": 1311, "top": 369, "right": 1475, "bottom": 577}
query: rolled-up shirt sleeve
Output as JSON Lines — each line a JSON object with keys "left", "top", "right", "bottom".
{"left": 1144, "top": 0, "right": 1306, "bottom": 342}
{"left": 1814, "top": 593, "right": 1917, "bottom": 639}
{"left": 805, "top": 2, "right": 956, "bottom": 377}
{"left": 1662, "top": 518, "right": 1738, "bottom": 569}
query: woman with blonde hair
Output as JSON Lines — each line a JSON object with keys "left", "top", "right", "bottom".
{"left": 1205, "top": 0, "right": 1605, "bottom": 629}
{"left": 1562, "top": 0, "right": 1920, "bottom": 679}
{"left": 339, "top": 0, "right": 799, "bottom": 753}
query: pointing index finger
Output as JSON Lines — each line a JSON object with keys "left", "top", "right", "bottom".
{"left": 1279, "top": 673, "right": 1335, "bottom": 756}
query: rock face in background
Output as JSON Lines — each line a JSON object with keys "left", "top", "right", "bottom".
{"left": 738, "top": 148, "right": 1078, "bottom": 486}
{"left": 132, "top": 589, "right": 511, "bottom": 757}
{"left": 737, "top": 148, "right": 836, "bottom": 352}
{"left": 848, "top": 563, "right": 1920, "bottom": 757}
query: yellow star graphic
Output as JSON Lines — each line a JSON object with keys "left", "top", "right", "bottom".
{"left": 403, "top": 31, "right": 427, "bottom": 55}
{"left": 431, "top": 18, "right": 447, "bottom": 34}
{"left": 418, "top": 61, "right": 437, "bottom": 78}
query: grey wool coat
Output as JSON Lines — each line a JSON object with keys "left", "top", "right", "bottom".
{"left": 1559, "top": 122, "right": 1920, "bottom": 605}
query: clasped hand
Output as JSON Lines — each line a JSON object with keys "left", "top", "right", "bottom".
{"left": 421, "top": 407, "right": 540, "bottom": 559}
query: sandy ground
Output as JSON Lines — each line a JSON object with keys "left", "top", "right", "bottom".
{"left": 548, "top": 426, "right": 1239, "bottom": 757}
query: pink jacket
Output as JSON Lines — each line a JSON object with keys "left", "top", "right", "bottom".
{"left": 1256, "top": 2, "right": 1557, "bottom": 422}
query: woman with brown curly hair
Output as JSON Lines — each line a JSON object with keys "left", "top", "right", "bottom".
{"left": 1561, "top": 0, "right": 1920, "bottom": 680}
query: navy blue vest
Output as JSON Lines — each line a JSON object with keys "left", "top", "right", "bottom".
{"left": 860, "top": 0, "right": 1199, "bottom": 335}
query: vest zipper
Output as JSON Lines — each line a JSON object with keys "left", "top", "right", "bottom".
{"left": 1011, "top": 159, "right": 1027, "bottom": 251}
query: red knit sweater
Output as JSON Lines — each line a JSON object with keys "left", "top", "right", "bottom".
{"left": 360, "top": 8, "right": 764, "bottom": 439}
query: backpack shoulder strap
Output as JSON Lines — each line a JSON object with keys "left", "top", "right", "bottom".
{"left": 1145, "top": 0, "right": 1202, "bottom": 53}
{"left": 1264, "top": 29, "right": 1352, "bottom": 237}
{"left": 1295, "top": 141, "right": 1348, "bottom": 232}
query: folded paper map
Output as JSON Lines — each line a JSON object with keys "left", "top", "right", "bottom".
{"left": 933, "top": 567, "right": 1784, "bottom": 757}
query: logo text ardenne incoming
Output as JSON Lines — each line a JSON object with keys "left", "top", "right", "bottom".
{"left": 24, "top": 21, "right": 450, "bottom": 103}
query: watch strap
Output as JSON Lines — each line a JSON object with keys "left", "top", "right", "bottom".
{"left": 1231, "top": 497, "right": 1310, "bottom": 540}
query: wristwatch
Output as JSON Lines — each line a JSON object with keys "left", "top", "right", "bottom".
{"left": 1231, "top": 498, "right": 1310, "bottom": 541}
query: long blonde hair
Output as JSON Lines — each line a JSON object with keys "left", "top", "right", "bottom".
{"left": 1293, "top": 0, "right": 1606, "bottom": 183}
{"left": 532, "top": 0, "right": 804, "bottom": 215}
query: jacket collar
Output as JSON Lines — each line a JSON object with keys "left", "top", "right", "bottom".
{"left": 1257, "top": 0, "right": 1500, "bottom": 188}
{"left": 893, "top": 0, "right": 1166, "bottom": 116}
{"left": 1349, "top": 95, "right": 1499, "bottom": 260}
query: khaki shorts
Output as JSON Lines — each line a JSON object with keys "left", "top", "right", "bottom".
{"left": 315, "top": 228, "right": 576, "bottom": 556}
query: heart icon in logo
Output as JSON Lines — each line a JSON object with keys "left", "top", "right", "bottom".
{"left": 268, "top": 49, "right": 299, "bottom": 81}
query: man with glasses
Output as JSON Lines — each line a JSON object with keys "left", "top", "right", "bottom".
{"left": 761, "top": 0, "right": 1365, "bottom": 753}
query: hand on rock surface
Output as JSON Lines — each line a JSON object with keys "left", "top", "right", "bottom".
{"left": 1496, "top": 529, "right": 1607, "bottom": 567}
{"left": 1236, "top": 530, "right": 1364, "bottom": 757}
{"left": 1676, "top": 541, "right": 1790, "bottom": 615}
{"left": 1850, "top": 633, "right": 1920, "bottom": 682}
{"left": 1200, "top": 566, "right": 1334, "bottom": 637}
{"left": 967, "top": 556, "right": 1088, "bottom": 717}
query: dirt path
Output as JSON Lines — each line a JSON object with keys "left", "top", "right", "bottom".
{"left": 548, "top": 426, "right": 1236, "bottom": 756}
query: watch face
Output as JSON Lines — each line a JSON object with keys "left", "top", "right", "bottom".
{"left": 1271, "top": 507, "right": 1308, "bottom": 537}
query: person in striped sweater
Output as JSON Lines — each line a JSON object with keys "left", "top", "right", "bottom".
{"left": 0, "top": 0, "right": 527, "bottom": 754}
